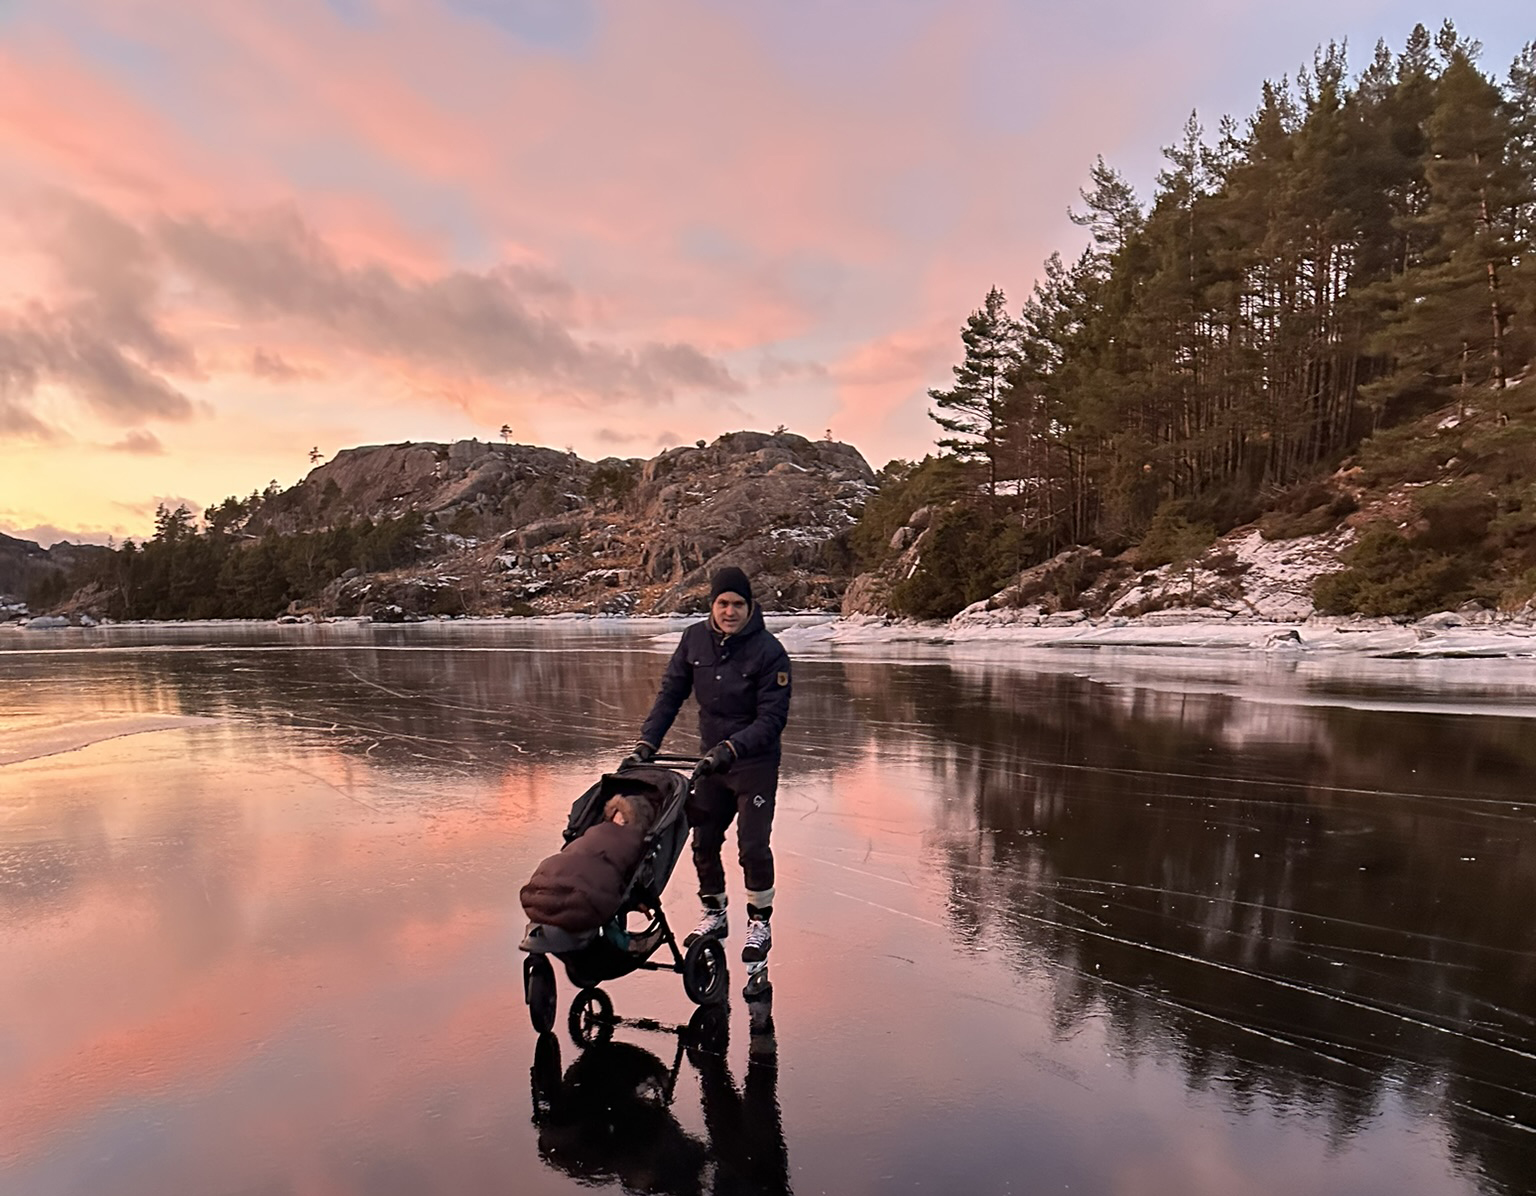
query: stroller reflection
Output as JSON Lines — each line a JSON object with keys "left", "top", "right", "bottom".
{"left": 531, "top": 990, "right": 791, "bottom": 1195}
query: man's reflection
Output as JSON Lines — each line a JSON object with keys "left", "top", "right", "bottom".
{"left": 694, "top": 992, "right": 791, "bottom": 1195}
{"left": 530, "top": 991, "right": 791, "bottom": 1196}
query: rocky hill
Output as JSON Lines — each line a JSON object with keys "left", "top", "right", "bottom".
{"left": 0, "top": 533, "right": 55, "bottom": 604}
{"left": 241, "top": 430, "right": 872, "bottom": 618}
{"left": 251, "top": 440, "right": 599, "bottom": 536}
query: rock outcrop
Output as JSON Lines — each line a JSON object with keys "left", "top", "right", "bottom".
{"left": 945, "top": 528, "right": 1356, "bottom": 628}
{"left": 252, "top": 440, "right": 597, "bottom": 535}
{"left": 842, "top": 494, "right": 1367, "bottom": 625}
{"left": 0, "top": 534, "right": 111, "bottom": 618}
{"left": 273, "top": 430, "right": 873, "bottom": 617}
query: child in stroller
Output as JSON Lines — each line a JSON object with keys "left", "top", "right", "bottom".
{"left": 519, "top": 791, "right": 660, "bottom": 934}
{"left": 520, "top": 756, "right": 729, "bottom": 1034}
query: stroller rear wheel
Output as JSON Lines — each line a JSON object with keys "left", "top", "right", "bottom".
{"left": 568, "top": 986, "right": 615, "bottom": 1047}
{"left": 682, "top": 937, "right": 728, "bottom": 1005}
{"left": 525, "top": 954, "right": 557, "bottom": 1034}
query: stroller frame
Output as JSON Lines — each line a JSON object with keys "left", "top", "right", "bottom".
{"left": 521, "top": 755, "right": 728, "bottom": 1032}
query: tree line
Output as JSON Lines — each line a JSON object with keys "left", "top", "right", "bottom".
{"left": 31, "top": 498, "right": 428, "bottom": 620}
{"left": 925, "top": 22, "right": 1535, "bottom": 566}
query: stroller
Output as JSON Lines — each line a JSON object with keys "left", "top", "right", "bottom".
{"left": 520, "top": 756, "right": 728, "bottom": 1035}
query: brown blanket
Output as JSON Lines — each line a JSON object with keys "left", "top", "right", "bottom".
{"left": 520, "top": 819, "right": 649, "bottom": 932}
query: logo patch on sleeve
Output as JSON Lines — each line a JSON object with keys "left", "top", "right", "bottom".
{"left": 776, "top": 671, "right": 789, "bottom": 686}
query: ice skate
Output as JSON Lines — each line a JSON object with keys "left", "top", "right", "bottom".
{"left": 742, "top": 912, "right": 772, "bottom": 963}
{"left": 683, "top": 903, "right": 729, "bottom": 948}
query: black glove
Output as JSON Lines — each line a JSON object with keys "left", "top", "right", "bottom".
{"left": 693, "top": 742, "right": 735, "bottom": 780}
{"left": 622, "top": 741, "right": 656, "bottom": 768}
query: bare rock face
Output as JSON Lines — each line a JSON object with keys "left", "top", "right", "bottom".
{"left": 600, "top": 431, "right": 873, "bottom": 613}
{"left": 253, "top": 440, "right": 595, "bottom": 535}
{"left": 839, "top": 507, "right": 934, "bottom": 617}
{"left": 992, "top": 547, "right": 1110, "bottom": 614}
{"left": 840, "top": 571, "right": 894, "bottom": 617}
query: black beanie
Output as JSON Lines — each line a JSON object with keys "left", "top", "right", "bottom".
{"left": 709, "top": 566, "right": 752, "bottom": 607}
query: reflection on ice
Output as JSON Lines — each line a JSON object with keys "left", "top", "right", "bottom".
{"left": 532, "top": 991, "right": 788, "bottom": 1195}
{"left": 897, "top": 661, "right": 1536, "bottom": 1189}
{"left": 1, "top": 620, "right": 1533, "bottom": 1195}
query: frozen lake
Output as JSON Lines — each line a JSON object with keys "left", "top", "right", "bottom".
{"left": 2, "top": 619, "right": 1534, "bottom": 1195}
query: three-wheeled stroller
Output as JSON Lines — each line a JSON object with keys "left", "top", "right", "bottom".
{"left": 520, "top": 756, "right": 728, "bottom": 1034}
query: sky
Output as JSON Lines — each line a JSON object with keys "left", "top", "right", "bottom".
{"left": 0, "top": 0, "right": 1531, "bottom": 546}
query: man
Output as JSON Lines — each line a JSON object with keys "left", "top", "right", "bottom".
{"left": 631, "top": 566, "right": 791, "bottom": 991}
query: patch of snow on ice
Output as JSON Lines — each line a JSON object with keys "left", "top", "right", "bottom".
{"left": 0, "top": 715, "right": 224, "bottom": 766}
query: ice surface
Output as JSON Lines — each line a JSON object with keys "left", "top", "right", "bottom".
{"left": 0, "top": 621, "right": 1532, "bottom": 1196}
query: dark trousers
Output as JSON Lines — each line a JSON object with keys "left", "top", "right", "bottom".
{"left": 688, "top": 756, "right": 778, "bottom": 898}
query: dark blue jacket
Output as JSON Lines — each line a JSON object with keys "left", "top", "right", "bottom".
{"left": 639, "top": 604, "right": 791, "bottom": 763}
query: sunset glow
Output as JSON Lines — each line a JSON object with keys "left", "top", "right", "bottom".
{"left": 1, "top": 0, "right": 1529, "bottom": 544}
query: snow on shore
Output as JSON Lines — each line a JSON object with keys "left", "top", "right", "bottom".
{"left": 772, "top": 612, "right": 1536, "bottom": 660}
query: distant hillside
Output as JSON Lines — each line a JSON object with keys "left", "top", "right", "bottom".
{"left": 16, "top": 385, "right": 1536, "bottom": 627}
{"left": 247, "top": 440, "right": 599, "bottom": 537}
{"left": 298, "top": 429, "right": 876, "bottom": 617}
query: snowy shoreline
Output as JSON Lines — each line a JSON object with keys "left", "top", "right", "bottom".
{"left": 772, "top": 611, "right": 1536, "bottom": 660}
{"left": 6, "top": 607, "right": 1536, "bottom": 660}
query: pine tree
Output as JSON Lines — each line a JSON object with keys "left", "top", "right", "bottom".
{"left": 1369, "top": 45, "right": 1527, "bottom": 414}
{"left": 1504, "top": 43, "right": 1536, "bottom": 366}
{"left": 928, "top": 286, "right": 1023, "bottom": 497}
{"left": 1122, "top": 110, "right": 1223, "bottom": 512}
{"left": 1071, "top": 157, "right": 1143, "bottom": 261}
{"left": 1013, "top": 252, "right": 1086, "bottom": 542}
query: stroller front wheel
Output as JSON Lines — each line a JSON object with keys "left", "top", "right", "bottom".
{"left": 525, "top": 954, "right": 557, "bottom": 1034}
{"left": 682, "top": 937, "right": 728, "bottom": 1005}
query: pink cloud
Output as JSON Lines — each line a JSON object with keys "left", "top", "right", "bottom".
{"left": 0, "top": 43, "right": 262, "bottom": 216}
{"left": 3, "top": 1, "right": 1080, "bottom": 486}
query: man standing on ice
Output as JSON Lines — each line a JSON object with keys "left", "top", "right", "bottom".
{"left": 629, "top": 565, "right": 791, "bottom": 995}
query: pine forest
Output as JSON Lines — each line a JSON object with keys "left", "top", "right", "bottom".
{"left": 909, "top": 21, "right": 1536, "bottom": 617}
